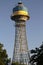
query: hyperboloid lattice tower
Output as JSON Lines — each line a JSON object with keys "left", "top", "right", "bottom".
{"left": 11, "top": 2, "right": 30, "bottom": 65}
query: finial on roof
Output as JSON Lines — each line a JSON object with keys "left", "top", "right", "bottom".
{"left": 18, "top": 1, "right": 22, "bottom": 4}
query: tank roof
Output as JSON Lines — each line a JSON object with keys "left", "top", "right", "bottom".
{"left": 13, "top": 2, "right": 28, "bottom": 13}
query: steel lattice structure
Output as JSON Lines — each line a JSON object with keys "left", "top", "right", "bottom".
{"left": 11, "top": 2, "right": 30, "bottom": 65}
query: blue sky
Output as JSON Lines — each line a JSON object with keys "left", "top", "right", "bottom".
{"left": 0, "top": 0, "right": 43, "bottom": 59}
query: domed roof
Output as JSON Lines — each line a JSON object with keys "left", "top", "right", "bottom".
{"left": 13, "top": 2, "right": 28, "bottom": 13}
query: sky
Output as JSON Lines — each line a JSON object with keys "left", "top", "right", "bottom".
{"left": 0, "top": 0, "right": 43, "bottom": 59}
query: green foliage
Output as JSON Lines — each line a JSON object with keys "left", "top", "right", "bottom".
{"left": 12, "top": 62, "right": 19, "bottom": 65}
{"left": 12, "top": 62, "right": 26, "bottom": 65}
{"left": 0, "top": 43, "right": 11, "bottom": 65}
{"left": 0, "top": 60, "right": 5, "bottom": 65}
{"left": 30, "top": 42, "right": 43, "bottom": 65}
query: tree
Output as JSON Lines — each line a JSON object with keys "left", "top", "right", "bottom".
{"left": 12, "top": 62, "right": 19, "bottom": 65}
{"left": 11, "top": 62, "right": 26, "bottom": 65}
{"left": 30, "top": 42, "right": 43, "bottom": 65}
{"left": 0, "top": 43, "right": 11, "bottom": 65}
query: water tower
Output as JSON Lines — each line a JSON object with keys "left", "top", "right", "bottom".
{"left": 11, "top": 2, "right": 30, "bottom": 65}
